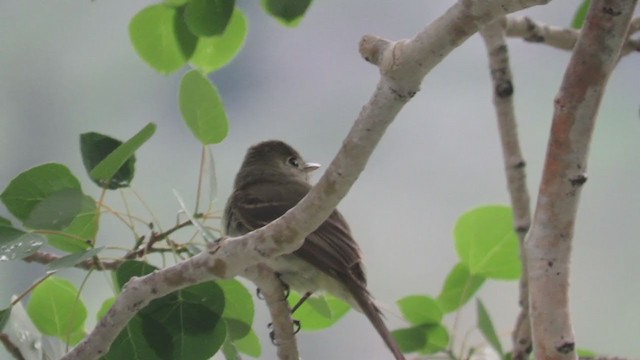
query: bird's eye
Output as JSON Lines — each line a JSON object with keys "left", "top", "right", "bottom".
{"left": 287, "top": 156, "right": 300, "bottom": 168}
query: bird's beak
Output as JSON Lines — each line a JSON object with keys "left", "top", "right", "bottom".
{"left": 303, "top": 162, "right": 321, "bottom": 173}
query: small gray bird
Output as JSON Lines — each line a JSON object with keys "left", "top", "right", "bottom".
{"left": 224, "top": 140, "right": 405, "bottom": 360}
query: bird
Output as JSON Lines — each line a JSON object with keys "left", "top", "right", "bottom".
{"left": 223, "top": 140, "right": 405, "bottom": 360}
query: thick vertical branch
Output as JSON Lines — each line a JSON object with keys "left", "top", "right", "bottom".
{"left": 480, "top": 18, "right": 533, "bottom": 360}
{"left": 525, "top": 1, "right": 636, "bottom": 359}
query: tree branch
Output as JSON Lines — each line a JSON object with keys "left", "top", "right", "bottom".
{"left": 243, "top": 266, "right": 299, "bottom": 360}
{"left": 60, "top": 1, "right": 553, "bottom": 359}
{"left": 524, "top": 1, "right": 637, "bottom": 359}
{"left": 505, "top": 16, "right": 640, "bottom": 57}
{"left": 479, "top": 18, "right": 533, "bottom": 360}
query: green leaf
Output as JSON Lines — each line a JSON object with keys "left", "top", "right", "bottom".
{"left": 24, "top": 188, "right": 83, "bottom": 230}
{"left": 97, "top": 297, "right": 116, "bottom": 321}
{"left": 0, "top": 217, "right": 11, "bottom": 226}
{"left": 1, "top": 163, "right": 82, "bottom": 228}
{"left": 397, "top": 295, "right": 442, "bottom": 325}
{"left": 0, "top": 307, "right": 10, "bottom": 331}
{"left": 81, "top": 133, "right": 132, "bottom": 189}
{"left": 392, "top": 324, "right": 449, "bottom": 354}
{"left": 86, "top": 123, "right": 156, "bottom": 189}
{"left": 27, "top": 277, "right": 87, "bottom": 342}
{"left": 454, "top": 205, "right": 522, "bottom": 280}
{"left": 130, "top": 4, "right": 197, "bottom": 74}
{"left": 261, "top": 0, "right": 312, "bottom": 27}
{"left": 142, "top": 281, "right": 226, "bottom": 359}
{"left": 571, "top": 0, "right": 590, "bottom": 29}
{"left": 233, "top": 327, "right": 261, "bottom": 357}
{"left": 47, "top": 247, "right": 104, "bottom": 271}
{"left": 577, "top": 348, "right": 597, "bottom": 357}
{"left": 217, "top": 279, "right": 254, "bottom": 339}
{"left": 392, "top": 326, "right": 427, "bottom": 353}
{"left": 421, "top": 324, "right": 449, "bottom": 354}
{"left": 179, "top": 70, "right": 229, "bottom": 144}
{"left": 190, "top": 7, "right": 248, "bottom": 74}
{"left": 113, "top": 262, "right": 227, "bottom": 359}
{"left": 45, "top": 195, "right": 97, "bottom": 253}
{"left": 437, "top": 262, "right": 485, "bottom": 313}
{"left": 0, "top": 226, "right": 46, "bottom": 261}
{"left": 164, "top": 0, "right": 188, "bottom": 6}
{"left": 185, "top": 0, "right": 235, "bottom": 36}
{"left": 105, "top": 315, "right": 166, "bottom": 360}
{"left": 222, "top": 338, "right": 241, "bottom": 360}
{"left": 476, "top": 299, "right": 503, "bottom": 356}
{"left": 286, "top": 291, "right": 350, "bottom": 331}
{"left": 114, "top": 260, "right": 159, "bottom": 290}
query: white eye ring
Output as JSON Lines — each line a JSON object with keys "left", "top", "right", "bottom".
{"left": 287, "top": 156, "right": 300, "bottom": 168}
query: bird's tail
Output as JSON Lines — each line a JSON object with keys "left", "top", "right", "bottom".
{"left": 348, "top": 282, "right": 406, "bottom": 360}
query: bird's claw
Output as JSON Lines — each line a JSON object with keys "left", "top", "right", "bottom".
{"left": 267, "top": 319, "right": 301, "bottom": 345}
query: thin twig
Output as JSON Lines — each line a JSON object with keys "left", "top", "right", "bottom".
{"left": 479, "top": 17, "right": 533, "bottom": 360}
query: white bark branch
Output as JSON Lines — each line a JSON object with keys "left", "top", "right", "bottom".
{"left": 525, "top": 1, "right": 637, "bottom": 359}
{"left": 505, "top": 16, "right": 640, "bottom": 57}
{"left": 60, "top": 1, "right": 553, "bottom": 359}
{"left": 479, "top": 18, "right": 533, "bottom": 360}
{"left": 243, "top": 266, "right": 299, "bottom": 360}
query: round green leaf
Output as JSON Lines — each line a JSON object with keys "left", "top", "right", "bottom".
{"left": 286, "top": 291, "right": 350, "bottom": 331}
{"left": 140, "top": 281, "right": 226, "bottom": 359}
{"left": 179, "top": 70, "right": 229, "bottom": 144}
{"left": 97, "top": 297, "right": 116, "bottom": 321}
{"left": 80, "top": 133, "right": 134, "bottom": 189}
{"left": 129, "top": 4, "right": 197, "bottom": 74}
{"left": 233, "top": 328, "right": 261, "bottom": 357}
{"left": 437, "top": 262, "right": 485, "bottom": 313}
{"left": 104, "top": 315, "right": 166, "bottom": 360}
{"left": 190, "top": 7, "right": 248, "bottom": 74}
{"left": 82, "top": 123, "right": 156, "bottom": 190}
{"left": 392, "top": 326, "right": 427, "bottom": 353}
{"left": 454, "top": 205, "right": 522, "bottom": 279}
{"left": 24, "top": 188, "right": 83, "bottom": 230}
{"left": 421, "top": 324, "right": 449, "bottom": 354}
{"left": 0, "top": 226, "right": 45, "bottom": 261}
{"left": 115, "top": 260, "right": 159, "bottom": 291}
{"left": 1, "top": 163, "right": 82, "bottom": 227}
{"left": 217, "top": 279, "right": 254, "bottom": 339}
{"left": 27, "top": 277, "right": 87, "bottom": 341}
{"left": 185, "top": 0, "right": 235, "bottom": 36}
{"left": 45, "top": 195, "right": 97, "bottom": 253}
{"left": 397, "top": 295, "right": 443, "bottom": 325}
{"left": 261, "top": 0, "right": 312, "bottom": 27}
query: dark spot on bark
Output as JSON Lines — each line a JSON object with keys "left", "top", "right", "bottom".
{"left": 491, "top": 45, "right": 507, "bottom": 56}
{"left": 514, "top": 160, "right": 526, "bottom": 169}
{"left": 209, "top": 259, "right": 227, "bottom": 277}
{"left": 602, "top": 7, "right": 622, "bottom": 16}
{"left": 556, "top": 342, "right": 575, "bottom": 354}
{"left": 151, "top": 287, "right": 158, "bottom": 294}
{"left": 556, "top": 272, "right": 561, "bottom": 276}
{"left": 569, "top": 174, "right": 588, "bottom": 187}
{"left": 548, "top": 261, "right": 554, "bottom": 267}
{"left": 515, "top": 225, "right": 529, "bottom": 234}
{"left": 496, "top": 80, "right": 513, "bottom": 97}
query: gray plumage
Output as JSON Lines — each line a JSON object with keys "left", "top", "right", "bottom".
{"left": 224, "top": 140, "right": 405, "bottom": 360}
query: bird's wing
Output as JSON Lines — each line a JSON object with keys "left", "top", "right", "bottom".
{"left": 226, "top": 180, "right": 367, "bottom": 285}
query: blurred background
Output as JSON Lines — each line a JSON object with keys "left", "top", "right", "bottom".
{"left": 1, "top": 1, "right": 639, "bottom": 359}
